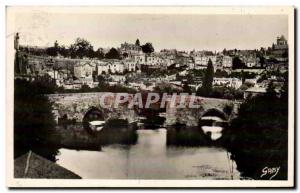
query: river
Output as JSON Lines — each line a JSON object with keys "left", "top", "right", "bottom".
{"left": 56, "top": 128, "right": 241, "bottom": 179}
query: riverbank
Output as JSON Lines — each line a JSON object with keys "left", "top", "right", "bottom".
{"left": 14, "top": 151, "right": 81, "bottom": 179}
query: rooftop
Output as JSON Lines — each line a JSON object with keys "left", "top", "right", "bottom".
{"left": 245, "top": 87, "right": 267, "bottom": 93}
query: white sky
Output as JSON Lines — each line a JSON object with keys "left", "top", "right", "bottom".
{"left": 14, "top": 11, "right": 288, "bottom": 52}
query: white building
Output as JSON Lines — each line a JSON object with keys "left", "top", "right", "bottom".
{"left": 133, "top": 53, "right": 146, "bottom": 64}
{"left": 110, "top": 75, "right": 126, "bottom": 83}
{"left": 96, "top": 60, "right": 125, "bottom": 75}
{"left": 145, "top": 54, "right": 166, "bottom": 66}
{"left": 213, "top": 77, "right": 243, "bottom": 89}
{"left": 244, "top": 87, "right": 267, "bottom": 99}
{"left": 193, "top": 55, "right": 217, "bottom": 66}
{"left": 244, "top": 56, "right": 258, "bottom": 68}
{"left": 244, "top": 78, "right": 258, "bottom": 85}
{"left": 73, "top": 61, "right": 95, "bottom": 80}
{"left": 96, "top": 61, "right": 110, "bottom": 75}
{"left": 124, "top": 58, "right": 137, "bottom": 72}
{"left": 109, "top": 60, "right": 125, "bottom": 74}
{"left": 222, "top": 56, "right": 233, "bottom": 68}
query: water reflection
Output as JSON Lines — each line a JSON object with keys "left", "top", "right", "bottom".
{"left": 199, "top": 115, "right": 227, "bottom": 141}
{"left": 167, "top": 127, "right": 212, "bottom": 146}
{"left": 56, "top": 128, "right": 241, "bottom": 179}
{"left": 53, "top": 124, "right": 137, "bottom": 151}
{"left": 201, "top": 126, "right": 223, "bottom": 141}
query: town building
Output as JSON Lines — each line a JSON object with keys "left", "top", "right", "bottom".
{"left": 109, "top": 60, "right": 125, "bottom": 74}
{"left": 243, "top": 87, "right": 267, "bottom": 99}
{"left": 244, "top": 78, "right": 258, "bottom": 85}
{"left": 274, "top": 35, "right": 288, "bottom": 50}
{"left": 222, "top": 55, "right": 233, "bottom": 68}
{"left": 73, "top": 61, "right": 95, "bottom": 80}
{"left": 109, "top": 74, "right": 126, "bottom": 83}
{"left": 124, "top": 58, "right": 137, "bottom": 72}
{"left": 96, "top": 61, "right": 110, "bottom": 75}
{"left": 243, "top": 55, "right": 259, "bottom": 68}
{"left": 145, "top": 54, "right": 166, "bottom": 66}
{"left": 213, "top": 77, "right": 243, "bottom": 89}
{"left": 120, "top": 42, "right": 142, "bottom": 55}
{"left": 96, "top": 60, "right": 125, "bottom": 75}
{"left": 193, "top": 55, "right": 216, "bottom": 66}
{"left": 133, "top": 53, "right": 146, "bottom": 64}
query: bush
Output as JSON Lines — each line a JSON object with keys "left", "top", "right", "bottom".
{"left": 14, "top": 79, "right": 59, "bottom": 161}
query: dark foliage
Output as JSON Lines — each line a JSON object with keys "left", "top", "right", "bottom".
{"left": 69, "top": 38, "right": 95, "bottom": 59}
{"left": 223, "top": 85, "right": 288, "bottom": 180}
{"left": 141, "top": 42, "right": 154, "bottom": 54}
{"left": 197, "top": 59, "right": 214, "bottom": 97}
{"left": 14, "top": 79, "right": 59, "bottom": 161}
{"left": 232, "top": 56, "right": 245, "bottom": 69}
{"left": 135, "top": 39, "right": 140, "bottom": 46}
{"left": 105, "top": 48, "right": 120, "bottom": 59}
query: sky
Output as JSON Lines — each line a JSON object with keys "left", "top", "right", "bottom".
{"left": 13, "top": 11, "right": 288, "bottom": 52}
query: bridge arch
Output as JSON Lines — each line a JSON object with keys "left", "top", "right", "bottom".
{"left": 199, "top": 108, "right": 229, "bottom": 127}
{"left": 199, "top": 108, "right": 229, "bottom": 141}
{"left": 201, "top": 108, "right": 228, "bottom": 120}
{"left": 82, "top": 106, "right": 105, "bottom": 132}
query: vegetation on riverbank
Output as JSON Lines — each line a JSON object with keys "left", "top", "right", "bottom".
{"left": 222, "top": 81, "right": 288, "bottom": 180}
{"left": 14, "top": 79, "right": 59, "bottom": 161}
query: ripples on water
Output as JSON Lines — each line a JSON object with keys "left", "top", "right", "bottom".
{"left": 56, "top": 128, "right": 241, "bottom": 179}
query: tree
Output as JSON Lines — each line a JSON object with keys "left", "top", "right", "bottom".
{"left": 223, "top": 105, "right": 233, "bottom": 115}
{"left": 199, "top": 59, "right": 214, "bottom": 96}
{"left": 272, "top": 43, "right": 275, "bottom": 50}
{"left": 54, "top": 40, "right": 59, "bottom": 49}
{"left": 232, "top": 56, "right": 245, "bottom": 69}
{"left": 58, "top": 45, "right": 70, "bottom": 57}
{"left": 69, "top": 38, "right": 94, "bottom": 59}
{"left": 266, "top": 81, "right": 277, "bottom": 98}
{"left": 135, "top": 39, "right": 140, "bottom": 46}
{"left": 141, "top": 42, "right": 154, "bottom": 54}
{"left": 258, "top": 56, "right": 266, "bottom": 68}
{"left": 95, "top": 48, "right": 104, "bottom": 60}
{"left": 105, "top": 48, "right": 120, "bottom": 59}
{"left": 46, "top": 41, "right": 60, "bottom": 57}
{"left": 224, "top": 91, "right": 288, "bottom": 179}
{"left": 80, "top": 84, "right": 91, "bottom": 92}
{"left": 97, "top": 75, "right": 106, "bottom": 86}
{"left": 182, "top": 82, "right": 192, "bottom": 94}
{"left": 215, "top": 69, "right": 228, "bottom": 77}
{"left": 14, "top": 79, "right": 58, "bottom": 161}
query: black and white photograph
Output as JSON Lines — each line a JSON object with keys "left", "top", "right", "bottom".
{"left": 5, "top": 6, "right": 295, "bottom": 188}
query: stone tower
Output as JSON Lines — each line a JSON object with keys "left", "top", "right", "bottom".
{"left": 14, "top": 32, "right": 20, "bottom": 51}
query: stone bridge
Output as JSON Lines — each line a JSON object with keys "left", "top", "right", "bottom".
{"left": 47, "top": 92, "right": 138, "bottom": 124}
{"left": 47, "top": 92, "right": 240, "bottom": 127}
{"left": 165, "top": 96, "right": 240, "bottom": 127}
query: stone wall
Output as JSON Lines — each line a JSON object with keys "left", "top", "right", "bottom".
{"left": 165, "top": 96, "right": 235, "bottom": 127}
{"left": 47, "top": 92, "right": 138, "bottom": 124}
